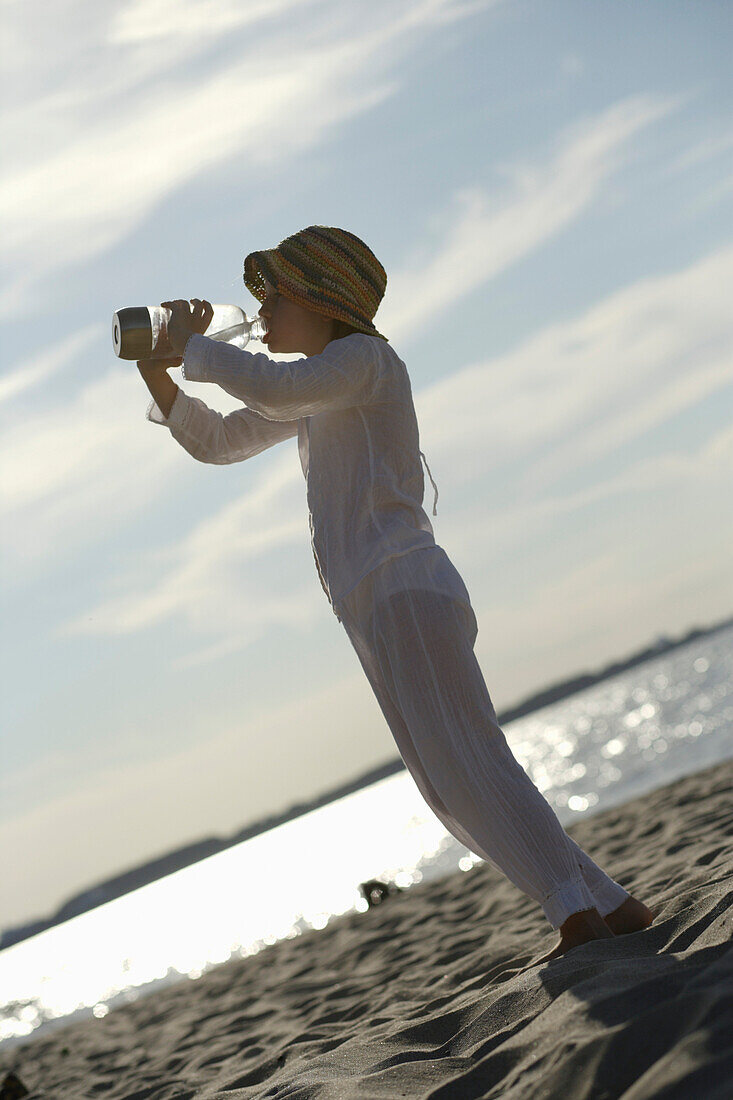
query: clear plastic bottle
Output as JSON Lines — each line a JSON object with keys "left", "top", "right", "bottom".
{"left": 112, "top": 303, "right": 267, "bottom": 360}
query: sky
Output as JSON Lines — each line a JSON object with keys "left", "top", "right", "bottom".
{"left": 1, "top": 0, "right": 732, "bottom": 929}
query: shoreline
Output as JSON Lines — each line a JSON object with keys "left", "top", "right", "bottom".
{"left": 4, "top": 615, "right": 730, "bottom": 955}
{"left": 3, "top": 757, "right": 731, "bottom": 1098}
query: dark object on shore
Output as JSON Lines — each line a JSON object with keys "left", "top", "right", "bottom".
{"left": 0, "top": 1072, "right": 30, "bottom": 1099}
{"left": 359, "top": 879, "right": 403, "bottom": 908}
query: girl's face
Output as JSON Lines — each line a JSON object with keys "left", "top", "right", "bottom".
{"left": 258, "top": 279, "right": 334, "bottom": 356}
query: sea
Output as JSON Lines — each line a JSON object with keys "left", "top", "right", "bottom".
{"left": 1, "top": 624, "right": 731, "bottom": 1053}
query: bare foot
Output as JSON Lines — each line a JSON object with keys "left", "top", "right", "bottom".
{"left": 604, "top": 896, "right": 655, "bottom": 935}
{"left": 532, "top": 907, "right": 615, "bottom": 966}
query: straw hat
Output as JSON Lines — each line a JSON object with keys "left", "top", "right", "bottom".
{"left": 243, "top": 225, "right": 388, "bottom": 341}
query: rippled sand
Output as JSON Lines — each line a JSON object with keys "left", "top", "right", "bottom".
{"left": 2, "top": 759, "right": 731, "bottom": 1099}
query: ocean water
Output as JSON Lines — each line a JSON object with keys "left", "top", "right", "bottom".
{"left": 1, "top": 625, "right": 731, "bottom": 1052}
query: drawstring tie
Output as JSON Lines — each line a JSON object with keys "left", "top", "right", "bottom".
{"left": 419, "top": 451, "right": 439, "bottom": 516}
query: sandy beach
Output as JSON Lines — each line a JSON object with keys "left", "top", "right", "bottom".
{"left": 2, "top": 758, "right": 731, "bottom": 1099}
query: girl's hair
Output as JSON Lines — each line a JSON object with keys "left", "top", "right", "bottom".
{"left": 330, "top": 318, "right": 363, "bottom": 341}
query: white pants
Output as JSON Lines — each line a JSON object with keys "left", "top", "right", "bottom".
{"left": 337, "top": 547, "right": 630, "bottom": 930}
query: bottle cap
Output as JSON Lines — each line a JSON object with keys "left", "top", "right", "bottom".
{"left": 112, "top": 307, "right": 153, "bottom": 359}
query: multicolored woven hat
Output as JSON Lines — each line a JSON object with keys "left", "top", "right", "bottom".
{"left": 243, "top": 226, "right": 389, "bottom": 342}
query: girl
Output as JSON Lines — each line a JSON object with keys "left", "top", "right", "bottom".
{"left": 139, "top": 225, "right": 654, "bottom": 964}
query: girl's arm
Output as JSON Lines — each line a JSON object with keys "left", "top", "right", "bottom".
{"left": 139, "top": 362, "right": 299, "bottom": 464}
{"left": 139, "top": 360, "right": 180, "bottom": 417}
{"left": 180, "top": 332, "right": 388, "bottom": 420}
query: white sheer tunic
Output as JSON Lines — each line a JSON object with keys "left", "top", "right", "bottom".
{"left": 145, "top": 332, "right": 630, "bottom": 929}
{"left": 146, "top": 332, "right": 446, "bottom": 623}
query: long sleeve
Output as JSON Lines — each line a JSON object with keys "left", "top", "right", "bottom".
{"left": 146, "top": 385, "right": 299, "bottom": 464}
{"left": 180, "top": 331, "right": 387, "bottom": 420}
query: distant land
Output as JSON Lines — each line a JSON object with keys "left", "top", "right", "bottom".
{"left": 3, "top": 612, "right": 731, "bottom": 951}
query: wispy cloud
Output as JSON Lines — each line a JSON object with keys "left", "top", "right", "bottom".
{"left": 0, "top": 0, "right": 497, "bottom": 317}
{"left": 53, "top": 441, "right": 311, "bottom": 641}
{"left": 415, "top": 242, "right": 733, "bottom": 489}
{"left": 109, "top": 0, "right": 318, "bottom": 46}
{"left": 444, "top": 416, "right": 733, "bottom": 570}
{"left": 0, "top": 90, "right": 686, "bottom": 516}
{"left": 0, "top": 324, "right": 102, "bottom": 404}
{"left": 664, "top": 129, "right": 733, "bottom": 175}
{"left": 379, "top": 92, "right": 686, "bottom": 342}
{"left": 4, "top": 95, "right": 729, "bottom": 662}
{"left": 458, "top": 416, "right": 733, "bottom": 702}
{"left": 53, "top": 240, "right": 733, "bottom": 651}
{"left": 0, "top": 370, "right": 225, "bottom": 572}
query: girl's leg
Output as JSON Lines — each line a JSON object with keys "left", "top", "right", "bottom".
{"left": 349, "top": 588, "right": 629, "bottom": 930}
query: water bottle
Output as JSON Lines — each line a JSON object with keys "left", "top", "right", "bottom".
{"left": 112, "top": 303, "right": 267, "bottom": 360}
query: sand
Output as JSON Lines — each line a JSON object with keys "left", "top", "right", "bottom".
{"left": 2, "top": 759, "right": 731, "bottom": 1099}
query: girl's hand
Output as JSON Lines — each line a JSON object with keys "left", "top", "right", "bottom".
{"left": 160, "top": 298, "right": 214, "bottom": 355}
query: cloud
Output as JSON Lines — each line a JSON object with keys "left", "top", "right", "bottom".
{"left": 414, "top": 242, "right": 733, "bottom": 490}
{"left": 49, "top": 415, "right": 310, "bottom": 642}
{"left": 0, "top": 90, "right": 688, "bottom": 515}
{"left": 0, "top": 367, "right": 303, "bottom": 579}
{"left": 4, "top": 95, "right": 623, "bottom": 523}
{"left": 51, "top": 240, "right": 733, "bottom": 649}
{"left": 3, "top": 85, "right": 728, "bottom": 658}
{"left": 664, "top": 129, "right": 733, "bottom": 175}
{"left": 454, "top": 415, "right": 733, "bottom": 704}
{"left": 443, "top": 416, "right": 733, "bottom": 570}
{"left": 378, "top": 92, "right": 686, "bottom": 342}
{"left": 0, "top": 0, "right": 496, "bottom": 317}
{"left": 108, "top": 0, "right": 317, "bottom": 45}
{"left": 6, "top": 196, "right": 731, "bottom": 666}
{"left": 0, "top": 368, "right": 174, "bottom": 514}
{"left": 0, "top": 324, "right": 102, "bottom": 404}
